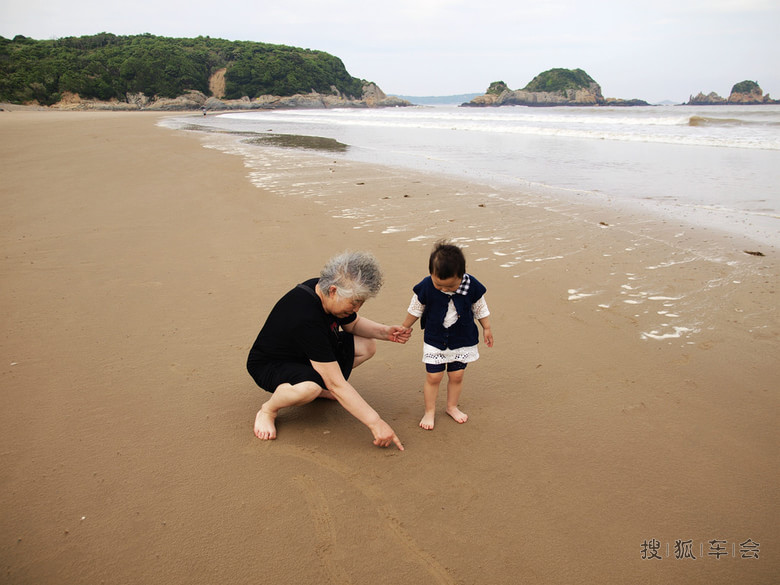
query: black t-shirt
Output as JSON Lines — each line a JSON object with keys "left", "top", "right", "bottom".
{"left": 247, "top": 278, "right": 357, "bottom": 366}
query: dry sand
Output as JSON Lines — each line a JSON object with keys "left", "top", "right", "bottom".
{"left": 1, "top": 110, "right": 777, "bottom": 584}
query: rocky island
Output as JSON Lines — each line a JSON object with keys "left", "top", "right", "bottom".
{"left": 463, "top": 68, "right": 648, "bottom": 107}
{"left": 686, "top": 80, "right": 778, "bottom": 105}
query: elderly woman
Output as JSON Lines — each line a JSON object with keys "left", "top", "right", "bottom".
{"left": 247, "top": 251, "right": 410, "bottom": 450}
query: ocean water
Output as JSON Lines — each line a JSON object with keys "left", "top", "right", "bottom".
{"left": 159, "top": 105, "right": 779, "bottom": 343}
{"left": 161, "top": 104, "right": 780, "bottom": 248}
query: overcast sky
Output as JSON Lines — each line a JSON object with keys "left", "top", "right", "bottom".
{"left": 2, "top": 0, "right": 778, "bottom": 103}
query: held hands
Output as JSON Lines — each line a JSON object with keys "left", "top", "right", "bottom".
{"left": 388, "top": 325, "right": 412, "bottom": 344}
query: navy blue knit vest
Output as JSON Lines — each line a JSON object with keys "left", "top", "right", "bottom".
{"left": 413, "top": 275, "right": 486, "bottom": 351}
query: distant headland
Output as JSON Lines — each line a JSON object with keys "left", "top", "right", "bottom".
{"left": 0, "top": 33, "right": 409, "bottom": 110}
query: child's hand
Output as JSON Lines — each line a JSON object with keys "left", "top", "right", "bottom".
{"left": 389, "top": 326, "right": 412, "bottom": 344}
{"left": 483, "top": 328, "right": 494, "bottom": 348}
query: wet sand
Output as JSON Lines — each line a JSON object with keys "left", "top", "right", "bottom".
{"left": 1, "top": 110, "right": 777, "bottom": 584}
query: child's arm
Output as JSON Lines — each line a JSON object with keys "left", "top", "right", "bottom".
{"left": 478, "top": 316, "right": 494, "bottom": 347}
{"left": 403, "top": 293, "right": 424, "bottom": 330}
{"left": 473, "top": 295, "right": 493, "bottom": 347}
{"left": 402, "top": 313, "right": 419, "bottom": 329}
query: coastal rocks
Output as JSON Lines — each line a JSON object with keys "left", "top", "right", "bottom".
{"left": 464, "top": 84, "right": 605, "bottom": 107}
{"left": 604, "top": 97, "right": 650, "bottom": 107}
{"left": 189, "top": 83, "right": 409, "bottom": 110}
{"left": 686, "top": 80, "right": 778, "bottom": 105}
{"left": 686, "top": 91, "right": 727, "bottom": 105}
{"left": 51, "top": 90, "right": 207, "bottom": 111}
{"left": 201, "top": 84, "right": 409, "bottom": 110}
{"left": 48, "top": 91, "right": 86, "bottom": 110}
{"left": 51, "top": 83, "right": 410, "bottom": 111}
{"left": 359, "top": 83, "right": 409, "bottom": 107}
{"left": 141, "top": 90, "right": 208, "bottom": 111}
{"left": 126, "top": 92, "right": 150, "bottom": 108}
{"left": 465, "top": 93, "right": 502, "bottom": 106}
{"left": 727, "top": 90, "right": 764, "bottom": 104}
{"left": 50, "top": 91, "right": 137, "bottom": 111}
{"left": 256, "top": 93, "right": 329, "bottom": 109}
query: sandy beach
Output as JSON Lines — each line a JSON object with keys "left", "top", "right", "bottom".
{"left": 1, "top": 109, "right": 777, "bottom": 584}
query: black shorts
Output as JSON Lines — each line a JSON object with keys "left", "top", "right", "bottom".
{"left": 425, "top": 361, "right": 467, "bottom": 374}
{"left": 247, "top": 333, "right": 355, "bottom": 393}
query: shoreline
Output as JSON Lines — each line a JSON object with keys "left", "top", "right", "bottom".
{"left": 167, "top": 111, "right": 777, "bottom": 345}
{"left": 1, "top": 110, "right": 777, "bottom": 584}
{"left": 164, "top": 106, "right": 780, "bottom": 252}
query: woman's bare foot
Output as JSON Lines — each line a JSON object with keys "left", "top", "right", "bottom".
{"left": 446, "top": 406, "right": 468, "bottom": 424}
{"left": 419, "top": 412, "right": 435, "bottom": 430}
{"left": 254, "top": 405, "right": 277, "bottom": 440}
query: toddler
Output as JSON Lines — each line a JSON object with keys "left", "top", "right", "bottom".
{"left": 402, "top": 241, "right": 493, "bottom": 429}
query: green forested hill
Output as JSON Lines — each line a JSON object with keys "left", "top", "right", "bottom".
{"left": 522, "top": 68, "right": 597, "bottom": 92}
{"left": 0, "top": 33, "right": 366, "bottom": 105}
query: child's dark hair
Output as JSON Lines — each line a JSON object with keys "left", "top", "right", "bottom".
{"left": 429, "top": 241, "right": 466, "bottom": 279}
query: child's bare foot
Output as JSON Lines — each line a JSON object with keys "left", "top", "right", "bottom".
{"left": 446, "top": 406, "right": 468, "bottom": 424}
{"left": 419, "top": 412, "right": 435, "bottom": 430}
{"left": 254, "top": 405, "right": 277, "bottom": 440}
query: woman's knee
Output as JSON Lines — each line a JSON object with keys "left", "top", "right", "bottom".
{"left": 353, "top": 336, "right": 376, "bottom": 365}
{"left": 363, "top": 337, "right": 377, "bottom": 357}
{"left": 276, "top": 381, "right": 323, "bottom": 403}
{"left": 297, "top": 381, "right": 324, "bottom": 400}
